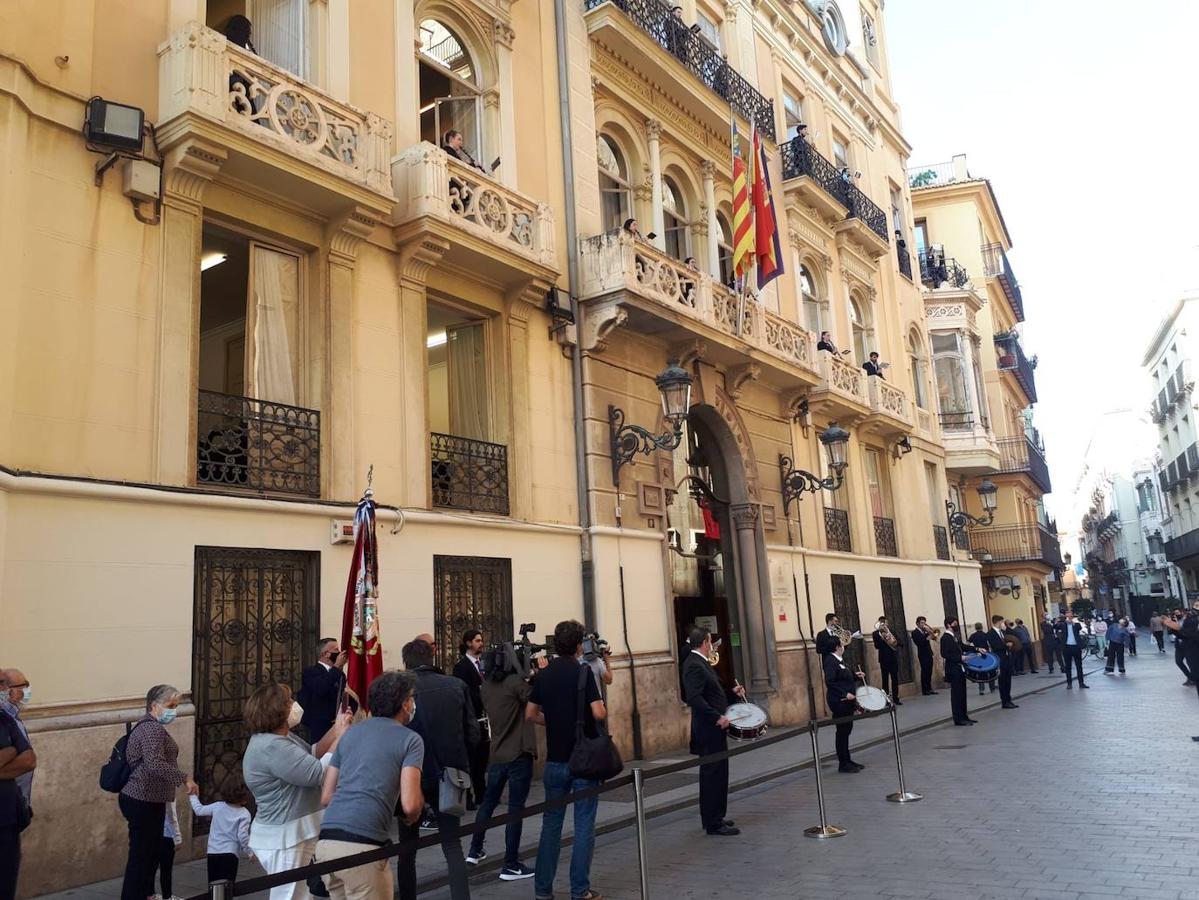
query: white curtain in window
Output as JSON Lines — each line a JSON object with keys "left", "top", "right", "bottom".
{"left": 448, "top": 322, "right": 489, "bottom": 440}
{"left": 248, "top": 243, "right": 301, "bottom": 405}
{"left": 253, "top": 0, "right": 307, "bottom": 77}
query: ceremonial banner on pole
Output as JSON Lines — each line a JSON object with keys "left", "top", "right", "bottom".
{"left": 730, "top": 118, "right": 755, "bottom": 283}
{"left": 340, "top": 493, "right": 382, "bottom": 711}
{"left": 752, "top": 128, "right": 784, "bottom": 288}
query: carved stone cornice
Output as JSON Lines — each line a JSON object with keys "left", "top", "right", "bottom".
{"left": 581, "top": 298, "right": 628, "bottom": 353}
{"left": 398, "top": 237, "right": 449, "bottom": 286}
{"left": 327, "top": 205, "right": 381, "bottom": 268}
{"left": 162, "top": 138, "right": 227, "bottom": 210}
{"left": 726, "top": 362, "right": 761, "bottom": 400}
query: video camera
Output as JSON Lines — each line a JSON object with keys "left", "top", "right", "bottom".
{"left": 483, "top": 622, "right": 553, "bottom": 681}
{"left": 582, "top": 631, "right": 610, "bottom": 661}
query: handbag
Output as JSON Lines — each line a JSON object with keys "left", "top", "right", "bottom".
{"left": 438, "top": 766, "right": 472, "bottom": 818}
{"left": 568, "top": 666, "right": 623, "bottom": 782}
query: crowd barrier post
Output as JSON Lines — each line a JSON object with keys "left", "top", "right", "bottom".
{"left": 633, "top": 766, "right": 652, "bottom": 899}
{"left": 802, "top": 719, "right": 845, "bottom": 838}
{"left": 884, "top": 703, "right": 922, "bottom": 803}
{"left": 208, "top": 879, "right": 231, "bottom": 900}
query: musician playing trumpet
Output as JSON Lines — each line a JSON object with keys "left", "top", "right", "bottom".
{"left": 872, "top": 617, "right": 902, "bottom": 705}
{"left": 823, "top": 635, "right": 866, "bottom": 773}
{"left": 911, "top": 617, "right": 939, "bottom": 697}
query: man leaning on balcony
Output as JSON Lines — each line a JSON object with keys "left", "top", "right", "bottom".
{"left": 864, "top": 351, "right": 887, "bottom": 378}
{"left": 443, "top": 130, "right": 490, "bottom": 175}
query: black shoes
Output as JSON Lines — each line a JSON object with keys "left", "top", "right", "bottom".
{"left": 706, "top": 824, "right": 740, "bottom": 836}
{"left": 1080, "top": 683, "right": 1090, "bottom": 689}
{"left": 838, "top": 761, "right": 865, "bottom": 773}
{"left": 953, "top": 719, "right": 974, "bottom": 726}
{"left": 922, "top": 691, "right": 939, "bottom": 696}
{"left": 893, "top": 699, "right": 903, "bottom": 706}
{"left": 1002, "top": 702, "right": 1019, "bottom": 709}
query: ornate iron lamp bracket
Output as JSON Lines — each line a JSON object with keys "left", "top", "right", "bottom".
{"left": 946, "top": 498, "right": 993, "bottom": 541}
{"left": 779, "top": 453, "right": 844, "bottom": 518}
{"left": 609, "top": 405, "right": 684, "bottom": 486}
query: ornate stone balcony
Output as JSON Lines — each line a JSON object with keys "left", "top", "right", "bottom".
{"left": 865, "top": 377, "right": 913, "bottom": 437}
{"left": 578, "top": 230, "right": 821, "bottom": 389}
{"left": 807, "top": 352, "right": 869, "bottom": 421}
{"left": 392, "top": 143, "right": 558, "bottom": 286}
{"left": 157, "top": 23, "right": 392, "bottom": 214}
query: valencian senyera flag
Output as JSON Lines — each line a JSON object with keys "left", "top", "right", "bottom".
{"left": 340, "top": 492, "right": 382, "bottom": 711}
{"left": 730, "top": 119, "right": 755, "bottom": 281}
{"left": 751, "top": 127, "right": 784, "bottom": 288}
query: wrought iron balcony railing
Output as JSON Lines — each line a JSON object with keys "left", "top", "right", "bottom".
{"left": 994, "top": 332, "right": 1037, "bottom": 403}
{"left": 846, "top": 183, "right": 890, "bottom": 244}
{"left": 995, "top": 435, "right": 1052, "bottom": 494}
{"left": 932, "top": 525, "right": 951, "bottom": 561}
{"left": 968, "top": 523, "right": 1061, "bottom": 568}
{"left": 1165, "top": 526, "right": 1199, "bottom": 563}
{"left": 981, "top": 243, "right": 1025, "bottom": 321}
{"left": 196, "top": 390, "right": 321, "bottom": 497}
{"left": 824, "top": 507, "right": 852, "bottom": 553}
{"left": 874, "top": 516, "right": 898, "bottom": 557}
{"left": 585, "top": 0, "right": 775, "bottom": 141}
{"left": 431, "top": 433, "right": 510, "bottom": 515}
{"left": 939, "top": 411, "right": 976, "bottom": 431}
{"left": 919, "top": 254, "right": 970, "bottom": 289}
{"left": 897, "top": 245, "right": 913, "bottom": 281}
{"left": 779, "top": 136, "right": 848, "bottom": 209}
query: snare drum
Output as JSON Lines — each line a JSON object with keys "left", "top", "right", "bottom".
{"left": 724, "top": 702, "right": 768, "bottom": 740}
{"left": 854, "top": 685, "right": 890, "bottom": 711}
{"left": 962, "top": 652, "right": 999, "bottom": 683}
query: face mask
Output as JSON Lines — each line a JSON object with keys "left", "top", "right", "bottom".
{"left": 288, "top": 701, "right": 304, "bottom": 729}
{"left": 20, "top": 687, "right": 30, "bottom": 704}
{"left": 156, "top": 707, "right": 178, "bottom": 725}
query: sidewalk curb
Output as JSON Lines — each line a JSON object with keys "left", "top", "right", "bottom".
{"left": 423, "top": 665, "right": 1101, "bottom": 894}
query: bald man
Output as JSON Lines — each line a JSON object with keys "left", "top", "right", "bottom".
{"left": 0, "top": 669, "right": 32, "bottom": 806}
{"left": 415, "top": 634, "right": 446, "bottom": 672}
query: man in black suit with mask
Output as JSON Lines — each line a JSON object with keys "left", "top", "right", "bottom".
{"left": 1055, "top": 611, "right": 1089, "bottom": 689}
{"left": 986, "top": 615, "right": 1018, "bottom": 709}
{"left": 682, "top": 626, "right": 745, "bottom": 836}
{"left": 823, "top": 635, "right": 865, "bottom": 772}
{"left": 297, "top": 637, "right": 346, "bottom": 742}
{"left": 911, "top": 617, "right": 937, "bottom": 696}
{"left": 939, "top": 618, "right": 977, "bottom": 726}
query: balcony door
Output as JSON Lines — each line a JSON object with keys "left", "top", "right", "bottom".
{"left": 419, "top": 19, "right": 483, "bottom": 164}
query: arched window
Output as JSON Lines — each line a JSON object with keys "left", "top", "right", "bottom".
{"left": 419, "top": 19, "right": 483, "bottom": 160}
{"left": 717, "top": 213, "right": 734, "bottom": 286}
{"left": 800, "top": 263, "right": 822, "bottom": 333}
{"left": 598, "top": 134, "right": 633, "bottom": 232}
{"left": 907, "top": 328, "right": 928, "bottom": 409}
{"left": 849, "top": 295, "right": 872, "bottom": 365}
{"left": 663, "top": 176, "right": 690, "bottom": 260}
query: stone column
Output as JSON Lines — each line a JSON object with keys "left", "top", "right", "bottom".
{"left": 505, "top": 285, "right": 550, "bottom": 520}
{"left": 701, "top": 160, "right": 720, "bottom": 277}
{"left": 731, "top": 502, "right": 772, "bottom": 693}
{"left": 647, "top": 119, "right": 665, "bottom": 252}
{"left": 393, "top": 0, "right": 420, "bottom": 149}
{"left": 492, "top": 21, "right": 519, "bottom": 189}
{"left": 962, "top": 333, "right": 983, "bottom": 432}
{"left": 154, "top": 139, "right": 226, "bottom": 486}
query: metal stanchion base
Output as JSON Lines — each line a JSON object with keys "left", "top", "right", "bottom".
{"left": 804, "top": 824, "right": 847, "bottom": 838}
{"left": 886, "top": 791, "right": 923, "bottom": 803}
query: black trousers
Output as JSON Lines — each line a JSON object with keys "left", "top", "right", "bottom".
{"left": 155, "top": 837, "right": 176, "bottom": 898}
{"left": 918, "top": 653, "right": 933, "bottom": 693}
{"left": 1154, "top": 631, "right": 1165, "bottom": 651}
{"left": 830, "top": 701, "right": 854, "bottom": 766}
{"left": 0, "top": 823, "right": 19, "bottom": 900}
{"left": 879, "top": 663, "right": 899, "bottom": 701}
{"left": 998, "top": 658, "right": 1013, "bottom": 703}
{"left": 1043, "top": 643, "right": 1064, "bottom": 672}
{"left": 1187, "top": 647, "right": 1199, "bottom": 702}
{"left": 698, "top": 756, "right": 729, "bottom": 830}
{"left": 1175, "top": 641, "right": 1191, "bottom": 680}
{"left": 1105, "top": 643, "right": 1126, "bottom": 673}
{"left": 469, "top": 737, "right": 490, "bottom": 808}
{"left": 1062, "top": 646, "right": 1085, "bottom": 685}
{"left": 119, "top": 795, "right": 166, "bottom": 900}
{"left": 207, "top": 853, "right": 239, "bottom": 883}
{"left": 948, "top": 669, "right": 968, "bottom": 722}
{"left": 1128, "top": 633, "right": 1137, "bottom": 655}
{"left": 1022, "top": 643, "right": 1038, "bottom": 673}
{"left": 397, "top": 779, "right": 469, "bottom": 900}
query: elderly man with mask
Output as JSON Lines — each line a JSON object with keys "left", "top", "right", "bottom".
{"left": 0, "top": 670, "right": 32, "bottom": 811}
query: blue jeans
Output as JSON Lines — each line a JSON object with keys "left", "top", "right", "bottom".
{"left": 468, "top": 756, "right": 533, "bottom": 865}
{"left": 534, "top": 761, "right": 598, "bottom": 899}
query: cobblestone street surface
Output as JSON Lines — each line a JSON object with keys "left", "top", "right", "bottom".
{"left": 37, "top": 634, "right": 1198, "bottom": 900}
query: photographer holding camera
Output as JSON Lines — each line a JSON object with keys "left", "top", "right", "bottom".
{"left": 464, "top": 627, "right": 547, "bottom": 881}
{"left": 582, "top": 632, "right": 613, "bottom": 693}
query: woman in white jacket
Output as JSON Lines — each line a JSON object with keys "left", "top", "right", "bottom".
{"left": 242, "top": 683, "right": 348, "bottom": 900}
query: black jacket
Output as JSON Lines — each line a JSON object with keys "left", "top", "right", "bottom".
{"left": 683, "top": 652, "right": 730, "bottom": 755}
{"left": 968, "top": 631, "right": 989, "bottom": 652}
{"left": 815, "top": 628, "right": 840, "bottom": 658}
{"left": 297, "top": 663, "right": 344, "bottom": 742}
{"left": 1041, "top": 622, "right": 1060, "bottom": 646}
{"left": 408, "top": 666, "right": 481, "bottom": 783}
{"left": 452, "top": 655, "right": 485, "bottom": 718}
{"left": 986, "top": 627, "right": 1011, "bottom": 661}
{"left": 863, "top": 361, "right": 885, "bottom": 378}
{"left": 823, "top": 653, "right": 859, "bottom": 710}
{"left": 873, "top": 629, "right": 898, "bottom": 668}
{"left": 911, "top": 628, "right": 934, "bottom": 661}
{"left": 1054, "top": 620, "right": 1086, "bottom": 649}
{"left": 940, "top": 631, "right": 972, "bottom": 677}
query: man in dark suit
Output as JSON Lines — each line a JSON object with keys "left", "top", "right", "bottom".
{"left": 1055, "top": 611, "right": 1089, "bottom": 688}
{"left": 911, "top": 617, "right": 937, "bottom": 696}
{"left": 297, "top": 637, "right": 345, "bottom": 742}
{"left": 986, "top": 615, "right": 1018, "bottom": 709}
{"left": 939, "top": 618, "right": 977, "bottom": 726}
{"left": 452, "top": 629, "right": 489, "bottom": 810}
{"left": 399, "top": 638, "right": 481, "bottom": 900}
{"left": 1041, "top": 616, "right": 1063, "bottom": 674}
{"left": 441, "top": 129, "right": 489, "bottom": 174}
{"left": 682, "top": 626, "right": 744, "bottom": 836}
{"left": 872, "top": 617, "right": 902, "bottom": 705}
{"left": 863, "top": 351, "right": 886, "bottom": 378}
{"left": 823, "top": 636, "right": 864, "bottom": 773}
{"left": 815, "top": 613, "right": 841, "bottom": 658}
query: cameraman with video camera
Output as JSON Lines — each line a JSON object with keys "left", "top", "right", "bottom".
{"left": 581, "top": 632, "right": 614, "bottom": 693}
{"left": 464, "top": 625, "right": 546, "bottom": 881}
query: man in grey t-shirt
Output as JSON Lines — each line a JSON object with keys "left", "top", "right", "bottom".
{"left": 318, "top": 671, "right": 424, "bottom": 900}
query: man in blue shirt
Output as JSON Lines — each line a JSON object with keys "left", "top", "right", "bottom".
{"left": 1104, "top": 619, "right": 1128, "bottom": 675}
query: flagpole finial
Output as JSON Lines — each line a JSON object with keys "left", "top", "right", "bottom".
{"left": 364, "top": 464, "right": 374, "bottom": 500}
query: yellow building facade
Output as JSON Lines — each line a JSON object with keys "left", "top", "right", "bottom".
{"left": 1, "top": 0, "right": 985, "bottom": 892}
{"left": 909, "top": 156, "right": 1061, "bottom": 634}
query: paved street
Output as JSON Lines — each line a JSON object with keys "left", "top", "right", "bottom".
{"left": 36, "top": 636, "right": 1199, "bottom": 900}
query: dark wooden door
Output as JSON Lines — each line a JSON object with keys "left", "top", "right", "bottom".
{"left": 880, "top": 577, "right": 913, "bottom": 683}
{"left": 193, "top": 546, "right": 318, "bottom": 810}
{"left": 830, "top": 574, "right": 863, "bottom": 673}
{"left": 940, "top": 578, "right": 958, "bottom": 627}
{"left": 433, "top": 556, "right": 513, "bottom": 673}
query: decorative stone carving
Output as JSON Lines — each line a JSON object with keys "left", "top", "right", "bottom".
{"left": 327, "top": 205, "right": 381, "bottom": 266}
{"left": 726, "top": 362, "right": 761, "bottom": 400}
{"left": 399, "top": 237, "right": 449, "bottom": 285}
{"left": 492, "top": 19, "right": 516, "bottom": 49}
{"left": 645, "top": 118, "right": 662, "bottom": 140}
{"left": 162, "top": 139, "right": 227, "bottom": 208}
{"left": 580, "top": 299, "right": 629, "bottom": 353}
{"left": 731, "top": 502, "right": 760, "bottom": 530}
{"left": 670, "top": 339, "right": 708, "bottom": 370}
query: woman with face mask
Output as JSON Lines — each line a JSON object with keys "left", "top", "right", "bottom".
{"left": 242, "top": 682, "right": 350, "bottom": 900}
{"left": 119, "top": 684, "right": 197, "bottom": 900}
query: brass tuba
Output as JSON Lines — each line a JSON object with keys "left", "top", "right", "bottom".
{"left": 878, "top": 622, "right": 899, "bottom": 649}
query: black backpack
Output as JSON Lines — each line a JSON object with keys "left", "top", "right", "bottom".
{"left": 99, "top": 721, "right": 144, "bottom": 793}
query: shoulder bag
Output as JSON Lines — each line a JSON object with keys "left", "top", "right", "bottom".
{"left": 568, "top": 666, "right": 623, "bottom": 781}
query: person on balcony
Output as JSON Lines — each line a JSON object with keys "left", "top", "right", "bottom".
{"left": 442, "top": 130, "right": 489, "bottom": 175}
{"left": 223, "top": 15, "right": 256, "bottom": 52}
{"left": 817, "top": 331, "right": 849, "bottom": 356}
{"left": 863, "top": 351, "right": 888, "bottom": 378}
{"left": 622, "top": 218, "right": 641, "bottom": 239}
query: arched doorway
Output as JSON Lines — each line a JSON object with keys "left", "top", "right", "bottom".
{"left": 667, "top": 395, "right": 777, "bottom": 703}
